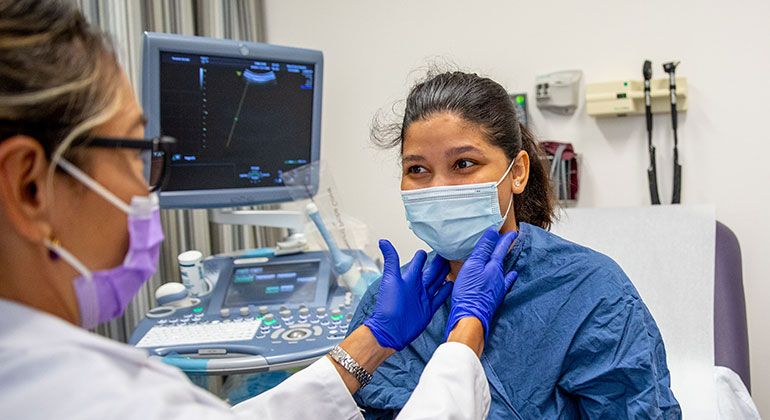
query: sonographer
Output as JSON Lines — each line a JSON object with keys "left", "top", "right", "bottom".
{"left": 0, "top": 1, "right": 515, "bottom": 419}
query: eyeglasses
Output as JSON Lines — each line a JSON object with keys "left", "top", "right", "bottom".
{"left": 70, "top": 136, "right": 177, "bottom": 192}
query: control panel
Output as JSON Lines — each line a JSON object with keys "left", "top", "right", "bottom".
{"left": 129, "top": 251, "right": 369, "bottom": 374}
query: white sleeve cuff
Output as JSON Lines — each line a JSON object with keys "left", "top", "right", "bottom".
{"left": 397, "top": 341, "right": 490, "bottom": 420}
{"left": 233, "top": 356, "right": 363, "bottom": 420}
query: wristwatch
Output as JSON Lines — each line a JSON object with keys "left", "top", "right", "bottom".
{"left": 328, "top": 345, "right": 373, "bottom": 388}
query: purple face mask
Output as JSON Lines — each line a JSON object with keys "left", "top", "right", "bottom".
{"left": 45, "top": 159, "right": 164, "bottom": 329}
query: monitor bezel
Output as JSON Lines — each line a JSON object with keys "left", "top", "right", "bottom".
{"left": 142, "top": 32, "right": 322, "bottom": 209}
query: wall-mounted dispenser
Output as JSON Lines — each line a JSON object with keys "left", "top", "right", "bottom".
{"left": 586, "top": 77, "right": 688, "bottom": 117}
{"left": 509, "top": 93, "right": 530, "bottom": 126}
{"left": 535, "top": 70, "right": 582, "bottom": 115}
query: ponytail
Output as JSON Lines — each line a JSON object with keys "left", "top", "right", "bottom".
{"left": 514, "top": 123, "right": 555, "bottom": 230}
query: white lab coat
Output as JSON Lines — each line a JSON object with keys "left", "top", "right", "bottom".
{"left": 0, "top": 298, "right": 490, "bottom": 420}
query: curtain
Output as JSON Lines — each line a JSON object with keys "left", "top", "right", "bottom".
{"left": 76, "top": 0, "right": 281, "bottom": 342}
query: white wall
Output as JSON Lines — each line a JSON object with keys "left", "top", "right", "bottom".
{"left": 263, "top": 0, "right": 770, "bottom": 415}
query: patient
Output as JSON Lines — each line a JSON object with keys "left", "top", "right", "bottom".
{"left": 348, "top": 71, "right": 682, "bottom": 419}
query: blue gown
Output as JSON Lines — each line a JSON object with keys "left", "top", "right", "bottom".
{"left": 349, "top": 223, "right": 681, "bottom": 419}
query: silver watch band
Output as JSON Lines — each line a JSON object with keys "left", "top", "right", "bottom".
{"left": 328, "top": 345, "right": 373, "bottom": 388}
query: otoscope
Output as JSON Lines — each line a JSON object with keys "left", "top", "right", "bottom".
{"left": 663, "top": 61, "right": 681, "bottom": 204}
{"left": 643, "top": 60, "right": 661, "bottom": 205}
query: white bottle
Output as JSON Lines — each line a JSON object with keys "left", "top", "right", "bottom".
{"left": 178, "top": 250, "right": 205, "bottom": 296}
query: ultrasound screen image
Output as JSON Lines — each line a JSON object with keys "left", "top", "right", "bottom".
{"left": 158, "top": 52, "right": 315, "bottom": 191}
{"left": 224, "top": 261, "right": 320, "bottom": 306}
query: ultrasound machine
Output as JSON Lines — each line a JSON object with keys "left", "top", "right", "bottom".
{"left": 128, "top": 32, "right": 376, "bottom": 376}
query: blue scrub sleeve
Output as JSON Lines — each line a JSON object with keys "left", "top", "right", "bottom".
{"left": 347, "top": 277, "right": 401, "bottom": 420}
{"left": 556, "top": 274, "right": 682, "bottom": 419}
{"left": 346, "top": 282, "right": 372, "bottom": 405}
{"left": 347, "top": 277, "right": 377, "bottom": 339}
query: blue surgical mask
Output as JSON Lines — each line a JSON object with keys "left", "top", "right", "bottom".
{"left": 401, "top": 160, "right": 515, "bottom": 261}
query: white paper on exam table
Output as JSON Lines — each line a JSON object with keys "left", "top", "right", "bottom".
{"left": 551, "top": 205, "right": 716, "bottom": 419}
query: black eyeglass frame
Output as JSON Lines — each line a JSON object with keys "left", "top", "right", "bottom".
{"left": 70, "top": 135, "right": 177, "bottom": 192}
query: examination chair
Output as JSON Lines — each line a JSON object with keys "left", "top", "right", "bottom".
{"left": 714, "top": 221, "right": 751, "bottom": 393}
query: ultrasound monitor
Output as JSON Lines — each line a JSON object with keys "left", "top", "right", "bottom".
{"left": 224, "top": 260, "right": 323, "bottom": 307}
{"left": 142, "top": 32, "right": 323, "bottom": 209}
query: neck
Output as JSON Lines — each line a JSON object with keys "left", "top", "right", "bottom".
{"left": 0, "top": 237, "right": 80, "bottom": 324}
{"left": 448, "top": 216, "right": 519, "bottom": 280}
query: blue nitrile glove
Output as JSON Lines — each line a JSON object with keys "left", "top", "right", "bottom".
{"left": 444, "top": 228, "right": 519, "bottom": 341}
{"left": 364, "top": 239, "right": 453, "bottom": 351}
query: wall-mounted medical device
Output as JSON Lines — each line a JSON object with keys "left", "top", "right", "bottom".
{"left": 586, "top": 77, "right": 688, "bottom": 117}
{"left": 509, "top": 93, "right": 530, "bottom": 126}
{"left": 542, "top": 141, "right": 579, "bottom": 206}
{"left": 535, "top": 70, "right": 582, "bottom": 115}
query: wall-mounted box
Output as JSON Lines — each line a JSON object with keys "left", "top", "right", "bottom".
{"left": 536, "top": 70, "right": 582, "bottom": 115}
{"left": 586, "top": 77, "right": 687, "bottom": 117}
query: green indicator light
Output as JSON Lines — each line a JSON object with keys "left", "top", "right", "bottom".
{"left": 236, "top": 71, "right": 242, "bottom": 76}
{"left": 624, "top": 82, "right": 628, "bottom": 86}
{"left": 515, "top": 95, "right": 525, "bottom": 104}
{"left": 265, "top": 286, "right": 280, "bottom": 294}
{"left": 331, "top": 315, "right": 344, "bottom": 321}
{"left": 193, "top": 307, "right": 203, "bottom": 313}
{"left": 234, "top": 275, "right": 254, "bottom": 283}
{"left": 264, "top": 319, "right": 276, "bottom": 325}
{"left": 257, "top": 316, "right": 264, "bottom": 320}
